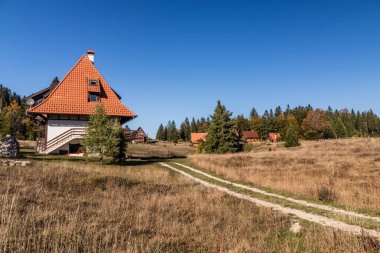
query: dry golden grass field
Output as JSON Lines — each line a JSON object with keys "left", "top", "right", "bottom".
{"left": 127, "top": 142, "right": 195, "bottom": 158}
{"left": 191, "top": 138, "right": 380, "bottom": 212}
{"left": 1, "top": 160, "right": 378, "bottom": 252}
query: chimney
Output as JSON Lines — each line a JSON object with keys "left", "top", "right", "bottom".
{"left": 87, "top": 50, "right": 95, "bottom": 63}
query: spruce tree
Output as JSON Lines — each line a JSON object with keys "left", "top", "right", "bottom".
{"left": 275, "top": 106, "right": 282, "bottom": 117}
{"left": 334, "top": 117, "right": 347, "bottom": 138}
{"left": 179, "top": 122, "right": 186, "bottom": 141}
{"left": 111, "top": 119, "right": 127, "bottom": 164}
{"left": 341, "top": 110, "right": 354, "bottom": 137}
{"left": 284, "top": 125, "right": 300, "bottom": 148}
{"left": 50, "top": 76, "right": 60, "bottom": 90}
{"left": 204, "top": 101, "right": 238, "bottom": 153}
{"left": 249, "top": 107, "right": 258, "bottom": 118}
{"left": 156, "top": 123, "right": 165, "bottom": 140}
{"left": 190, "top": 117, "right": 198, "bottom": 133}
{"left": 82, "top": 104, "right": 120, "bottom": 164}
{"left": 184, "top": 117, "right": 191, "bottom": 141}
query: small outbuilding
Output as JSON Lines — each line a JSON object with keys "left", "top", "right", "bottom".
{"left": 268, "top": 132, "right": 281, "bottom": 143}
{"left": 242, "top": 131, "right": 260, "bottom": 142}
{"left": 126, "top": 127, "right": 148, "bottom": 143}
{"left": 191, "top": 133, "right": 207, "bottom": 147}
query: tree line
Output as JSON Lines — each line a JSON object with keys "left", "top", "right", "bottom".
{"left": 156, "top": 103, "right": 380, "bottom": 143}
{"left": 0, "top": 83, "right": 42, "bottom": 140}
{"left": 156, "top": 117, "right": 211, "bottom": 142}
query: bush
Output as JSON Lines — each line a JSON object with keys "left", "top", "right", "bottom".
{"left": 317, "top": 186, "right": 338, "bottom": 202}
{"left": 243, "top": 143, "right": 254, "bottom": 152}
{"left": 284, "top": 126, "right": 300, "bottom": 148}
{"left": 197, "top": 141, "right": 205, "bottom": 153}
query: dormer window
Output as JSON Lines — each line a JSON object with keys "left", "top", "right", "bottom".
{"left": 89, "top": 80, "right": 97, "bottom": 86}
{"left": 88, "top": 93, "right": 99, "bottom": 102}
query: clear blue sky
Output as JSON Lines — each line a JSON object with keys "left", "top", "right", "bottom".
{"left": 1, "top": 0, "right": 379, "bottom": 137}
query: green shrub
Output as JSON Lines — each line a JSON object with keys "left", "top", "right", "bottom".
{"left": 243, "top": 143, "right": 254, "bottom": 152}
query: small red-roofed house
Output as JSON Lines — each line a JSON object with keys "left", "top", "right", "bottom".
{"left": 242, "top": 131, "right": 260, "bottom": 142}
{"left": 191, "top": 133, "right": 207, "bottom": 147}
{"left": 27, "top": 50, "right": 137, "bottom": 154}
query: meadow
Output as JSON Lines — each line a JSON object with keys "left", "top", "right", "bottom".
{"left": 190, "top": 138, "right": 380, "bottom": 212}
{"left": 1, "top": 159, "right": 378, "bottom": 252}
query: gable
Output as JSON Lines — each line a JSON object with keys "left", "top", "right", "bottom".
{"left": 28, "top": 54, "right": 136, "bottom": 120}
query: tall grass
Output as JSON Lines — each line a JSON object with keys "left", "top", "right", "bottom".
{"left": 0, "top": 160, "right": 377, "bottom": 252}
{"left": 191, "top": 138, "right": 380, "bottom": 211}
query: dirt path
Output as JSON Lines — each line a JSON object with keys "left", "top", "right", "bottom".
{"left": 173, "top": 162, "right": 380, "bottom": 223}
{"left": 160, "top": 162, "right": 380, "bottom": 239}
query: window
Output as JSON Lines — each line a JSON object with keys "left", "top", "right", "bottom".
{"left": 89, "top": 80, "right": 97, "bottom": 86}
{"left": 89, "top": 93, "right": 98, "bottom": 102}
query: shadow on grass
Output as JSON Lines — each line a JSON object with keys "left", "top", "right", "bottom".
{"left": 19, "top": 149, "right": 184, "bottom": 167}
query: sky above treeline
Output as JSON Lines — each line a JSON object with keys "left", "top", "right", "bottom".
{"left": 0, "top": 0, "right": 379, "bottom": 137}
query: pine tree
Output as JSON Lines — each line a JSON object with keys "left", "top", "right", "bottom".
{"left": 166, "top": 121, "right": 172, "bottom": 141}
{"left": 284, "top": 125, "right": 300, "bottom": 148}
{"left": 249, "top": 107, "right": 258, "bottom": 118}
{"left": 50, "top": 76, "right": 60, "bottom": 90}
{"left": 166, "top": 121, "right": 178, "bottom": 142}
{"left": 183, "top": 117, "right": 191, "bottom": 141}
{"left": 367, "top": 110, "right": 379, "bottom": 136}
{"left": 285, "top": 104, "right": 291, "bottom": 116}
{"left": 190, "top": 117, "right": 198, "bottom": 133}
{"left": 164, "top": 126, "right": 168, "bottom": 140}
{"left": 179, "top": 122, "right": 186, "bottom": 141}
{"left": 156, "top": 123, "right": 165, "bottom": 140}
{"left": 111, "top": 119, "right": 127, "bottom": 165}
{"left": 82, "top": 104, "right": 120, "bottom": 164}
{"left": 334, "top": 117, "right": 347, "bottom": 138}
{"left": 275, "top": 106, "right": 282, "bottom": 117}
{"left": 204, "top": 101, "right": 238, "bottom": 153}
{"left": 341, "top": 110, "right": 354, "bottom": 137}
{"left": 198, "top": 117, "right": 209, "bottom": 132}
{"left": 260, "top": 110, "right": 270, "bottom": 138}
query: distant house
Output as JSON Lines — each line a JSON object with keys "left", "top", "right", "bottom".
{"left": 242, "top": 131, "right": 260, "bottom": 142}
{"left": 268, "top": 133, "right": 281, "bottom": 143}
{"left": 27, "top": 50, "right": 137, "bottom": 154}
{"left": 191, "top": 133, "right": 207, "bottom": 146}
{"left": 126, "top": 127, "right": 148, "bottom": 143}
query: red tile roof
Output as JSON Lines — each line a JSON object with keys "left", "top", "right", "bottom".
{"left": 242, "top": 131, "right": 259, "bottom": 139}
{"left": 28, "top": 54, "right": 136, "bottom": 119}
{"left": 191, "top": 133, "right": 207, "bottom": 143}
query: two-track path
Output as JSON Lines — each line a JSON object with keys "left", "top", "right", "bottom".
{"left": 160, "top": 162, "right": 380, "bottom": 239}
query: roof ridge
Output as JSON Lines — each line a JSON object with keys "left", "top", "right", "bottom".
{"left": 28, "top": 53, "right": 137, "bottom": 120}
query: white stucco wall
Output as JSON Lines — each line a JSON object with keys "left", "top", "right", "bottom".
{"left": 47, "top": 120, "right": 88, "bottom": 141}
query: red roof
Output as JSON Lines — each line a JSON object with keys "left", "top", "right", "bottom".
{"left": 28, "top": 54, "right": 136, "bottom": 120}
{"left": 242, "top": 131, "right": 259, "bottom": 139}
{"left": 191, "top": 133, "right": 207, "bottom": 143}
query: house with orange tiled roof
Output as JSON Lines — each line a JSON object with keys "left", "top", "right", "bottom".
{"left": 190, "top": 133, "right": 207, "bottom": 147}
{"left": 27, "top": 50, "right": 137, "bottom": 154}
